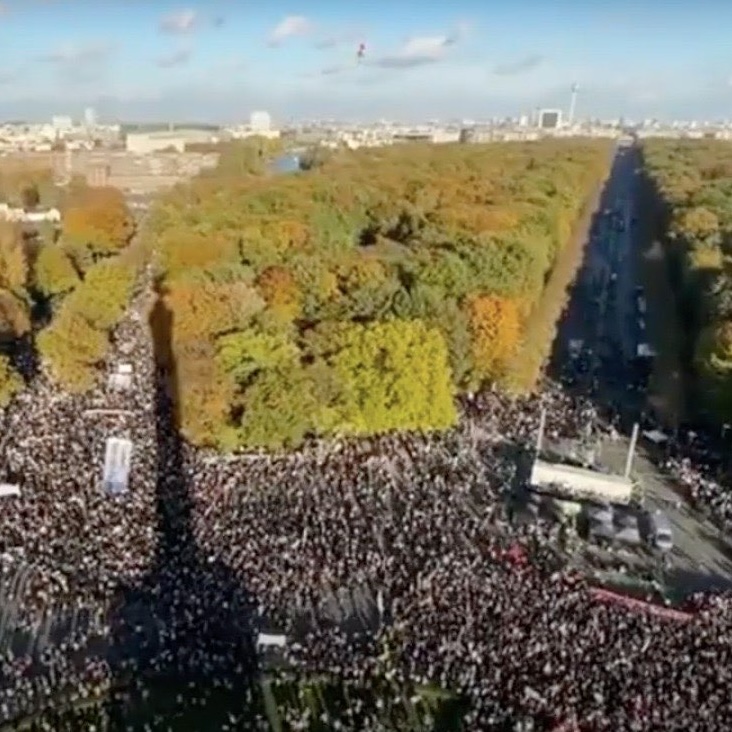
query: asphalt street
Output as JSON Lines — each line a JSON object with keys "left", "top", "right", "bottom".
{"left": 552, "top": 143, "right": 732, "bottom": 594}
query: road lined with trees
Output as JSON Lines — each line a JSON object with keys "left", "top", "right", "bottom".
{"left": 643, "top": 139, "right": 732, "bottom": 426}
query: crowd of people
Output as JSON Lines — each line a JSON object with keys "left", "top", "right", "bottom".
{"left": 0, "top": 272, "right": 731, "bottom": 730}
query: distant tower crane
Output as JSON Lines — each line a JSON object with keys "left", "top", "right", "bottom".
{"left": 568, "top": 83, "right": 579, "bottom": 127}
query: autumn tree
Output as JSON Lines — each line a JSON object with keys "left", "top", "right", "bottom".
{"left": 0, "top": 222, "right": 28, "bottom": 293}
{"left": 63, "top": 259, "right": 135, "bottom": 330}
{"left": 34, "top": 245, "right": 80, "bottom": 300}
{"left": 199, "top": 137, "right": 283, "bottom": 178}
{"left": 466, "top": 294, "right": 523, "bottom": 381}
{"left": 158, "top": 229, "right": 240, "bottom": 278}
{"left": 671, "top": 205, "right": 720, "bottom": 244}
{"left": 323, "top": 319, "right": 457, "bottom": 436}
{"left": 0, "top": 355, "right": 22, "bottom": 407}
{"left": 256, "top": 266, "right": 302, "bottom": 322}
{"left": 21, "top": 183, "right": 40, "bottom": 210}
{"left": 37, "top": 309, "right": 108, "bottom": 392}
{"left": 166, "top": 279, "right": 264, "bottom": 344}
{"left": 63, "top": 187, "right": 134, "bottom": 267}
{"left": 298, "top": 146, "right": 333, "bottom": 171}
{"left": 174, "top": 339, "right": 239, "bottom": 449}
{"left": 0, "top": 289, "right": 30, "bottom": 342}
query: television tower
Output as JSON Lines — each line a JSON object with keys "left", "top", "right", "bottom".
{"left": 568, "top": 83, "right": 579, "bottom": 126}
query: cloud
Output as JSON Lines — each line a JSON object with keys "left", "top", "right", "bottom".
{"left": 314, "top": 37, "right": 339, "bottom": 50}
{"left": 269, "top": 15, "right": 313, "bottom": 46}
{"left": 216, "top": 53, "right": 247, "bottom": 73}
{"left": 320, "top": 64, "right": 349, "bottom": 76}
{"left": 37, "top": 42, "right": 114, "bottom": 86}
{"left": 157, "top": 49, "right": 191, "bottom": 68}
{"left": 493, "top": 54, "right": 544, "bottom": 76}
{"left": 370, "top": 23, "right": 467, "bottom": 70}
{"left": 39, "top": 41, "right": 113, "bottom": 65}
{"left": 313, "top": 27, "right": 362, "bottom": 51}
{"left": 159, "top": 9, "right": 198, "bottom": 34}
{"left": 372, "top": 36, "right": 452, "bottom": 69}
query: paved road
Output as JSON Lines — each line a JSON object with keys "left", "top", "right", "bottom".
{"left": 552, "top": 143, "right": 732, "bottom": 594}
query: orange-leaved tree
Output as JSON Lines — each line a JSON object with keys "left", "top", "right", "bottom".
{"left": 465, "top": 294, "right": 523, "bottom": 381}
{"left": 63, "top": 186, "right": 134, "bottom": 266}
{"left": 256, "top": 265, "right": 302, "bottom": 322}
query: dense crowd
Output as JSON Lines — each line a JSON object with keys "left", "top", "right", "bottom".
{"left": 0, "top": 279, "right": 731, "bottom": 730}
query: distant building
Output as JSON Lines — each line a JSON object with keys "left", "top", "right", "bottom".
{"left": 538, "top": 109, "right": 562, "bottom": 130}
{"left": 51, "top": 115, "right": 73, "bottom": 132}
{"left": 430, "top": 129, "right": 461, "bottom": 144}
{"left": 87, "top": 163, "right": 110, "bottom": 187}
{"left": 250, "top": 111, "right": 272, "bottom": 133}
{"left": 0, "top": 203, "right": 61, "bottom": 223}
{"left": 125, "top": 129, "right": 217, "bottom": 154}
{"left": 84, "top": 107, "right": 97, "bottom": 127}
{"left": 459, "top": 127, "right": 477, "bottom": 143}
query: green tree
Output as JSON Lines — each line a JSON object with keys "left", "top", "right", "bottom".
{"left": 216, "top": 329, "right": 300, "bottom": 385}
{"left": 238, "top": 364, "right": 319, "bottom": 449}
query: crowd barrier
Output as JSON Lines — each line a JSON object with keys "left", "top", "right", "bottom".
{"left": 589, "top": 587, "right": 694, "bottom": 622}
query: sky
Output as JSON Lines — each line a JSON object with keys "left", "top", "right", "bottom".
{"left": 0, "top": 0, "right": 730, "bottom": 123}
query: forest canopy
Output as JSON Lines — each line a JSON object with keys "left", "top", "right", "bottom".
{"left": 642, "top": 139, "right": 732, "bottom": 423}
{"left": 150, "top": 140, "right": 611, "bottom": 449}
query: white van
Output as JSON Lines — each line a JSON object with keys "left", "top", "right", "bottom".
{"left": 649, "top": 510, "right": 673, "bottom": 552}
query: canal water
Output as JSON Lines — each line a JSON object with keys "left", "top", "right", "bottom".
{"left": 270, "top": 154, "right": 300, "bottom": 174}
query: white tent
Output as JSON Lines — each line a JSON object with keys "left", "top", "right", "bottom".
{"left": 257, "top": 633, "right": 286, "bottom": 648}
{"left": 637, "top": 343, "right": 656, "bottom": 358}
{"left": 103, "top": 438, "right": 132, "bottom": 496}
{"left": 0, "top": 484, "right": 20, "bottom": 498}
{"left": 108, "top": 363, "right": 133, "bottom": 391}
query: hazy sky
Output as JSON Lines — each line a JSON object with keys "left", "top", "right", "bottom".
{"left": 0, "top": 0, "right": 729, "bottom": 122}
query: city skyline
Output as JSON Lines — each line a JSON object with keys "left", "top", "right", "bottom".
{"left": 0, "top": 0, "right": 729, "bottom": 122}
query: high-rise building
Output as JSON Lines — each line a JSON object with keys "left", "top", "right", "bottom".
{"left": 249, "top": 110, "right": 271, "bottom": 132}
{"left": 84, "top": 107, "right": 97, "bottom": 127}
{"left": 538, "top": 109, "right": 562, "bottom": 130}
{"left": 567, "top": 83, "right": 579, "bottom": 126}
